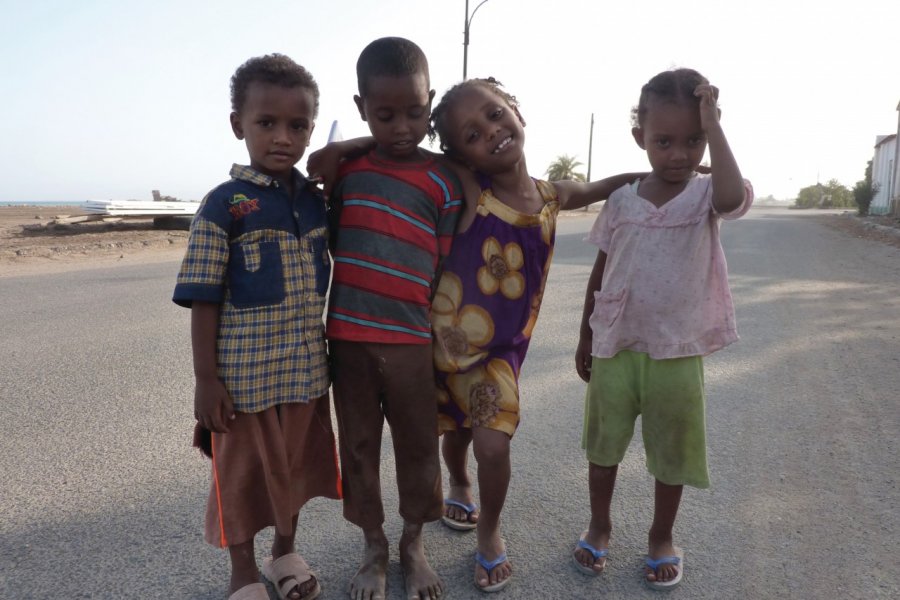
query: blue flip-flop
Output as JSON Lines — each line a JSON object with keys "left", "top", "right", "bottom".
{"left": 474, "top": 551, "right": 511, "bottom": 593}
{"left": 573, "top": 534, "right": 608, "bottom": 576}
{"left": 644, "top": 547, "right": 684, "bottom": 590}
{"left": 441, "top": 498, "right": 478, "bottom": 531}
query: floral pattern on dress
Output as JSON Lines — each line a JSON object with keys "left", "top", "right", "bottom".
{"left": 477, "top": 236, "right": 525, "bottom": 300}
{"left": 432, "top": 272, "right": 495, "bottom": 373}
{"left": 447, "top": 358, "right": 518, "bottom": 429}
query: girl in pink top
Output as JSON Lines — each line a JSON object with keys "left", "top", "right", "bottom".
{"left": 572, "top": 69, "right": 753, "bottom": 590}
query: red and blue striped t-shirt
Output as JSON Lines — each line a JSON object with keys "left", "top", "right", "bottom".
{"left": 326, "top": 151, "right": 463, "bottom": 344}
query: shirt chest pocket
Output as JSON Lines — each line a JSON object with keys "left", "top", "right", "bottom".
{"left": 228, "top": 240, "right": 286, "bottom": 308}
{"left": 591, "top": 288, "right": 627, "bottom": 327}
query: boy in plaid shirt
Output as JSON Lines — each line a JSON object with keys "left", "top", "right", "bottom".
{"left": 173, "top": 54, "right": 340, "bottom": 600}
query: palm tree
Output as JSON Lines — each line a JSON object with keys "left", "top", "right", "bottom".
{"left": 545, "top": 155, "right": 586, "bottom": 182}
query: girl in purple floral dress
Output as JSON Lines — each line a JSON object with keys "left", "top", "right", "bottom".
{"left": 427, "top": 77, "right": 641, "bottom": 592}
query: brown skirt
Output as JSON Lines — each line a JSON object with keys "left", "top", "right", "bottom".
{"left": 202, "top": 395, "right": 342, "bottom": 548}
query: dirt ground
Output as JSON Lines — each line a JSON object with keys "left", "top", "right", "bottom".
{"left": 0, "top": 205, "right": 190, "bottom": 276}
{"left": 2, "top": 204, "right": 899, "bottom": 277}
{"left": 819, "top": 210, "right": 900, "bottom": 249}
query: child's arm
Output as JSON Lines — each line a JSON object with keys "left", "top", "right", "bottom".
{"left": 433, "top": 153, "right": 481, "bottom": 233}
{"left": 191, "top": 301, "right": 234, "bottom": 433}
{"left": 576, "top": 249, "right": 607, "bottom": 382}
{"left": 553, "top": 172, "right": 647, "bottom": 211}
{"left": 696, "top": 84, "right": 746, "bottom": 214}
{"left": 306, "top": 137, "right": 377, "bottom": 198}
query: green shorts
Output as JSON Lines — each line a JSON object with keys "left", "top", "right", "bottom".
{"left": 582, "top": 350, "right": 710, "bottom": 488}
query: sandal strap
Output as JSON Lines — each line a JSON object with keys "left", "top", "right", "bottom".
{"left": 444, "top": 498, "right": 477, "bottom": 513}
{"left": 267, "top": 552, "right": 317, "bottom": 598}
{"left": 645, "top": 555, "right": 681, "bottom": 570}
{"left": 577, "top": 538, "right": 609, "bottom": 561}
{"left": 475, "top": 551, "right": 508, "bottom": 573}
{"left": 228, "top": 583, "right": 268, "bottom": 600}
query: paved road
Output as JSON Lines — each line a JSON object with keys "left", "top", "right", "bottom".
{"left": 2, "top": 207, "right": 898, "bottom": 599}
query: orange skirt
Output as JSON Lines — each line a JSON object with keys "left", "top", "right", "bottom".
{"left": 203, "top": 395, "right": 342, "bottom": 548}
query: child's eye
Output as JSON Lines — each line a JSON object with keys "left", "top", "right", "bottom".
{"left": 490, "top": 107, "right": 503, "bottom": 119}
{"left": 257, "top": 119, "right": 273, "bottom": 128}
{"left": 689, "top": 136, "right": 705, "bottom": 146}
{"left": 655, "top": 139, "right": 670, "bottom": 149}
{"left": 292, "top": 121, "right": 310, "bottom": 131}
{"left": 465, "top": 130, "right": 479, "bottom": 143}
{"left": 375, "top": 111, "right": 393, "bottom": 122}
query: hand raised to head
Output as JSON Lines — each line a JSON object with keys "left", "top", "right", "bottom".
{"left": 694, "top": 83, "right": 721, "bottom": 131}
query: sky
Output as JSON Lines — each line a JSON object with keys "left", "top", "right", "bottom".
{"left": 1, "top": 0, "right": 898, "bottom": 203}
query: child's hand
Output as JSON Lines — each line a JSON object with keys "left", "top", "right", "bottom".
{"left": 194, "top": 375, "right": 235, "bottom": 433}
{"left": 306, "top": 144, "right": 343, "bottom": 199}
{"left": 575, "top": 336, "right": 593, "bottom": 383}
{"left": 694, "top": 83, "right": 721, "bottom": 132}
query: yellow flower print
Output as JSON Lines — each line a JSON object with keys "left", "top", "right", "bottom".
{"left": 540, "top": 203, "right": 559, "bottom": 245}
{"left": 436, "top": 387, "right": 457, "bottom": 434}
{"left": 477, "top": 236, "right": 525, "bottom": 300}
{"left": 522, "top": 247, "right": 553, "bottom": 338}
{"left": 432, "top": 273, "right": 495, "bottom": 373}
{"left": 447, "top": 358, "right": 518, "bottom": 429}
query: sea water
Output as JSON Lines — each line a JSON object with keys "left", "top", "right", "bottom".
{"left": 2, "top": 200, "right": 86, "bottom": 207}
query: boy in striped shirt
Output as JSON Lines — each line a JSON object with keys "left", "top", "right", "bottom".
{"left": 325, "top": 37, "right": 462, "bottom": 600}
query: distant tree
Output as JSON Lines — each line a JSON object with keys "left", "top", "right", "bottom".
{"left": 545, "top": 155, "right": 586, "bottom": 182}
{"left": 852, "top": 160, "right": 879, "bottom": 216}
{"left": 794, "top": 179, "right": 853, "bottom": 209}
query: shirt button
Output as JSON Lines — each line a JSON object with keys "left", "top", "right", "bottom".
{"left": 294, "top": 211, "right": 300, "bottom": 218}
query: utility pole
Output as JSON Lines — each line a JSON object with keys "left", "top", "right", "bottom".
{"left": 587, "top": 113, "right": 594, "bottom": 182}
{"left": 463, "top": 0, "right": 490, "bottom": 79}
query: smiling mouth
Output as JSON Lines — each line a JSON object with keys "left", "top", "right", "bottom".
{"left": 492, "top": 136, "right": 512, "bottom": 154}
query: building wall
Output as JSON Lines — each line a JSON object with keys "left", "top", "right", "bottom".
{"left": 871, "top": 134, "right": 896, "bottom": 216}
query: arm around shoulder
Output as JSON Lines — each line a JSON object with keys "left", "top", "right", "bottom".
{"left": 554, "top": 172, "right": 646, "bottom": 211}
{"left": 306, "top": 136, "right": 377, "bottom": 198}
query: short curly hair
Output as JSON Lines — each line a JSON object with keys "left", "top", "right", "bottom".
{"left": 356, "top": 37, "right": 429, "bottom": 97}
{"left": 427, "top": 77, "right": 520, "bottom": 155}
{"left": 230, "top": 53, "right": 319, "bottom": 117}
{"left": 631, "top": 68, "right": 709, "bottom": 127}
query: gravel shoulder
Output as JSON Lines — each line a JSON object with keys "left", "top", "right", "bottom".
{"left": 0, "top": 205, "right": 189, "bottom": 276}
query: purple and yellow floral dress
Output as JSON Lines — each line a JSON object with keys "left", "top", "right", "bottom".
{"left": 433, "top": 178, "right": 559, "bottom": 437}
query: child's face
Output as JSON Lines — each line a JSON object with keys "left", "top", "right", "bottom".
{"left": 354, "top": 73, "right": 434, "bottom": 161}
{"left": 631, "top": 100, "right": 707, "bottom": 184}
{"left": 230, "top": 82, "right": 316, "bottom": 180}
{"left": 441, "top": 86, "right": 526, "bottom": 174}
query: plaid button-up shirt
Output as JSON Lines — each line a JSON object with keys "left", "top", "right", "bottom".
{"left": 174, "top": 164, "right": 330, "bottom": 412}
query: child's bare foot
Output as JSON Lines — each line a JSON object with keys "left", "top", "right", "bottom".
{"left": 474, "top": 534, "right": 511, "bottom": 591}
{"left": 645, "top": 535, "right": 683, "bottom": 585}
{"left": 400, "top": 522, "right": 444, "bottom": 599}
{"left": 573, "top": 527, "right": 610, "bottom": 575}
{"left": 350, "top": 529, "right": 388, "bottom": 600}
{"left": 442, "top": 483, "right": 479, "bottom": 530}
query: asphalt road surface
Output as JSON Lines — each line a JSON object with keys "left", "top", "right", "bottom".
{"left": 2, "top": 207, "right": 898, "bottom": 599}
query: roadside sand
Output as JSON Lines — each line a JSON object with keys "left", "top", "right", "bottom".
{"left": 0, "top": 205, "right": 189, "bottom": 277}
{"left": 1, "top": 204, "right": 898, "bottom": 278}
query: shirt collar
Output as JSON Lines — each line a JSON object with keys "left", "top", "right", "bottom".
{"left": 229, "top": 164, "right": 307, "bottom": 189}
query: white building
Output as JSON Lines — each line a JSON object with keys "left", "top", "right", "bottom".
{"left": 871, "top": 134, "right": 896, "bottom": 215}
{"left": 870, "top": 101, "right": 900, "bottom": 216}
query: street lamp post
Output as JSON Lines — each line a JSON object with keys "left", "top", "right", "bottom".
{"left": 463, "top": 0, "right": 490, "bottom": 80}
{"left": 587, "top": 113, "right": 594, "bottom": 182}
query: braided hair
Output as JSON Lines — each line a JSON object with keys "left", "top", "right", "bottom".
{"left": 631, "top": 68, "right": 710, "bottom": 127}
{"left": 428, "top": 77, "right": 520, "bottom": 156}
